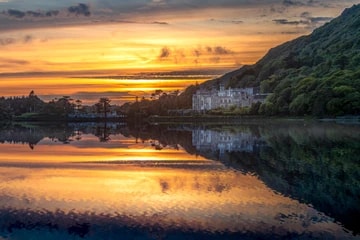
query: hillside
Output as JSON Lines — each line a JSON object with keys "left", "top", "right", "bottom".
{"left": 120, "top": 4, "right": 360, "bottom": 118}
{"left": 198, "top": 4, "right": 360, "bottom": 116}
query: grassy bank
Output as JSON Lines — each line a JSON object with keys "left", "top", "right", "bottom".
{"left": 147, "top": 115, "right": 360, "bottom": 125}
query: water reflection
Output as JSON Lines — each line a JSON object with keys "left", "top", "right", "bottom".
{"left": 0, "top": 122, "right": 359, "bottom": 239}
{"left": 192, "top": 127, "right": 264, "bottom": 155}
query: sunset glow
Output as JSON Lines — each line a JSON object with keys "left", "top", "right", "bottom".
{"left": 0, "top": 134, "right": 210, "bottom": 163}
{"left": 1, "top": 1, "right": 358, "bottom": 103}
{"left": 0, "top": 164, "right": 348, "bottom": 235}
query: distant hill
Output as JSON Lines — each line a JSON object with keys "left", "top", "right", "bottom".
{"left": 120, "top": 5, "right": 360, "bottom": 118}
{"left": 197, "top": 4, "right": 360, "bottom": 116}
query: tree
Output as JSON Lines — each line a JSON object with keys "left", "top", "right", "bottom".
{"left": 249, "top": 102, "right": 261, "bottom": 115}
{"left": 289, "top": 93, "right": 310, "bottom": 115}
{"left": 28, "top": 90, "right": 44, "bottom": 113}
{"left": 98, "top": 97, "right": 111, "bottom": 118}
{"left": 0, "top": 101, "right": 13, "bottom": 120}
{"left": 75, "top": 99, "right": 82, "bottom": 112}
{"left": 57, "top": 96, "right": 75, "bottom": 115}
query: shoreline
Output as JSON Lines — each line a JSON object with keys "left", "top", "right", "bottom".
{"left": 147, "top": 115, "right": 360, "bottom": 125}
{"left": 2, "top": 115, "right": 359, "bottom": 125}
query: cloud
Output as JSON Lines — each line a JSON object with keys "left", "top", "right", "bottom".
{"left": 300, "top": 11, "right": 311, "bottom": 18}
{"left": 283, "top": 0, "right": 306, "bottom": 6}
{"left": 230, "top": 20, "right": 244, "bottom": 24}
{"left": 151, "top": 21, "right": 169, "bottom": 25}
{"left": 173, "top": 49, "right": 186, "bottom": 64}
{"left": 213, "top": 46, "right": 235, "bottom": 55}
{"left": 68, "top": 3, "right": 91, "bottom": 17}
{"left": 309, "top": 16, "right": 333, "bottom": 23}
{"left": 209, "top": 57, "right": 220, "bottom": 64}
{"left": 158, "top": 47, "right": 171, "bottom": 59}
{"left": 0, "top": 57, "right": 29, "bottom": 65}
{"left": 300, "top": 11, "right": 333, "bottom": 23}
{"left": 23, "top": 34, "right": 33, "bottom": 43}
{"left": 280, "top": 31, "right": 304, "bottom": 34}
{"left": 0, "top": 2, "right": 173, "bottom": 31}
{"left": 269, "top": 6, "right": 285, "bottom": 14}
{"left": 0, "top": 0, "right": 349, "bottom": 32}
{"left": 273, "top": 18, "right": 309, "bottom": 25}
{"left": 1, "top": 3, "right": 90, "bottom": 19}
{"left": 271, "top": 0, "right": 327, "bottom": 14}
{"left": 6, "top": 9, "right": 25, "bottom": 18}
{"left": 209, "top": 18, "right": 243, "bottom": 24}
{"left": 282, "top": 0, "right": 320, "bottom": 7}
{"left": 1, "top": 9, "right": 60, "bottom": 20}
{"left": 205, "top": 46, "right": 235, "bottom": 55}
{"left": 282, "top": 0, "right": 337, "bottom": 8}
{"left": 157, "top": 47, "right": 186, "bottom": 63}
{"left": 193, "top": 49, "right": 201, "bottom": 57}
{"left": 156, "top": 45, "right": 238, "bottom": 65}
{"left": 273, "top": 7, "right": 334, "bottom": 31}
{"left": 150, "top": 0, "right": 167, "bottom": 4}
{"left": 0, "top": 37, "right": 16, "bottom": 46}
{"left": 0, "top": 35, "right": 33, "bottom": 46}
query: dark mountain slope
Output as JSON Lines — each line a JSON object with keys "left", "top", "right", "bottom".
{"left": 199, "top": 4, "right": 360, "bottom": 116}
{"left": 120, "top": 5, "right": 360, "bottom": 117}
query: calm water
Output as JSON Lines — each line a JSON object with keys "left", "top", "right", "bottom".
{"left": 0, "top": 121, "right": 359, "bottom": 240}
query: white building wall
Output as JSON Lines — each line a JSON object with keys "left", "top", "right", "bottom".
{"left": 192, "top": 87, "right": 264, "bottom": 111}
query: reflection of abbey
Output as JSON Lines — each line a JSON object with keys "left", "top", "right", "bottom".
{"left": 192, "top": 129, "right": 261, "bottom": 155}
{"left": 192, "top": 85, "right": 267, "bottom": 111}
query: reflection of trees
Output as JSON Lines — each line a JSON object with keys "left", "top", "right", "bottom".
{"left": 94, "top": 123, "right": 111, "bottom": 142}
{"left": 0, "top": 125, "right": 74, "bottom": 149}
{"left": 0, "top": 123, "right": 128, "bottom": 147}
{"left": 72, "top": 122, "right": 127, "bottom": 142}
{"left": 0, "top": 125, "right": 51, "bottom": 149}
{"left": 0, "top": 206, "right": 331, "bottom": 239}
{"left": 259, "top": 126, "right": 360, "bottom": 235}
{"left": 0, "top": 126, "right": 42, "bottom": 148}
{"left": 144, "top": 122, "right": 359, "bottom": 235}
{"left": 157, "top": 173, "right": 232, "bottom": 195}
{"left": 124, "top": 123, "right": 196, "bottom": 153}
{"left": 2, "top": 122, "right": 359, "bottom": 235}
{"left": 204, "top": 123, "right": 360, "bottom": 235}
{"left": 95, "top": 97, "right": 111, "bottom": 119}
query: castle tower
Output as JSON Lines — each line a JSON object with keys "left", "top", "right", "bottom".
{"left": 219, "top": 83, "right": 225, "bottom": 92}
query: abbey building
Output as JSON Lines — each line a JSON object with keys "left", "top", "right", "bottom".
{"left": 192, "top": 85, "right": 267, "bottom": 111}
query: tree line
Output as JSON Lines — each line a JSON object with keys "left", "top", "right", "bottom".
{"left": 119, "top": 85, "right": 199, "bottom": 118}
{"left": 0, "top": 91, "right": 119, "bottom": 121}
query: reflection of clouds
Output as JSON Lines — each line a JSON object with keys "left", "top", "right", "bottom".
{"left": 154, "top": 171, "right": 239, "bottom": 195}
{"left": 0, "top": 165, "right": 353, "bottom": 239}
{"left": 0, "top": 206, "right": 350, "bottom": 240}
{"left": 1, "top": 123, "right": 359, "bottom": 238}
{"left": 0, "top": 170, "right": 28, "bottom": 183}
{"left": 159, "top": 179, "right": 170, "bottom": 193}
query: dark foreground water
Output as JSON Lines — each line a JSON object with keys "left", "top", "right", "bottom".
{"left": 0, "top": 121, "right": 359, "bottom": 240}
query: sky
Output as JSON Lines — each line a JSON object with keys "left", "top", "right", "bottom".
{"left": 0, "top": 0, "right": 359, "bottom": 104}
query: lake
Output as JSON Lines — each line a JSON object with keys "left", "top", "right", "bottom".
{"left": 0, "top": 121, "right": 359, "bottom": 240}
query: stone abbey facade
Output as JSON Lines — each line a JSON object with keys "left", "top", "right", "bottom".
{"left": 192, "top": 129, "right": 260, "bottom": 155}
{"left": 192, "top": 85, "right": 267, "bottom": 111}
